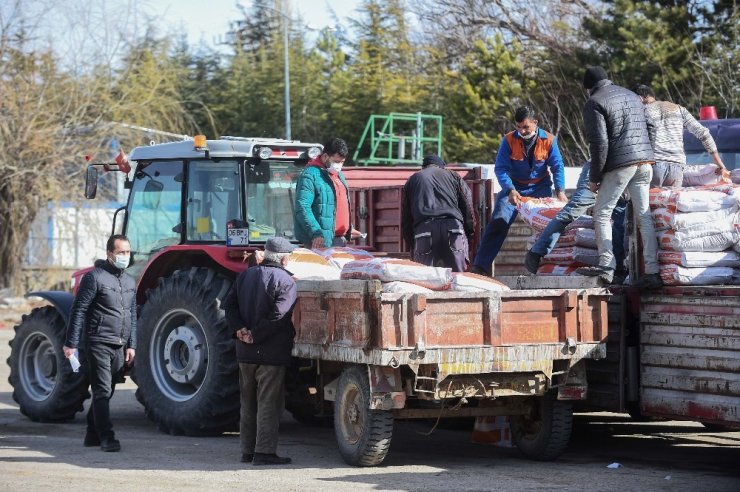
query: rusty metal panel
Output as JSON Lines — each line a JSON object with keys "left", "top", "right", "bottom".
{"left": 639, "top": 288, "right": 740, "bottom": 425}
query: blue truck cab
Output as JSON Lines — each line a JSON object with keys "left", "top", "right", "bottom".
{"left": 684, "top": 118, "right": 740, "bottom": 171}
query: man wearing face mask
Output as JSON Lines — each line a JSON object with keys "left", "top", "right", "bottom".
{"left": 470, "top": 106, "right": 567, "bottom": 276}
{"left": 64, "top": 234, "right": 136, "bottom": 452}
{"left": 294, "top": 137, "right": 362, "bottom": 248}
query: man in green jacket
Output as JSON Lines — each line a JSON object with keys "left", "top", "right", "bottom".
{"left": 294, "top": 137, "right": 361, "bottom": 248}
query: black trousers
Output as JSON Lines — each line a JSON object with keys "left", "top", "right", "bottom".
{"left": 84, "top": 342, "right": 124, "bottom": 440}
{"left": 412, "top": 217, "right": 469, "bottom": 272}
{"left": 239, "top": 363, "right": 286, "bottom": 455}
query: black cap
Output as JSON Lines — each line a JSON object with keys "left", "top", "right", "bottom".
{"left": 422, "top": 154, "right": 445, "bottom": 168}
{"left": 265, "top": 237, "right": 297, "bottom": 254}
{"left": 583, "top": 66, "right": 608, "bottom": 90}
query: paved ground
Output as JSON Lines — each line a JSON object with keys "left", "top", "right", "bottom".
{"left": 1, "top": 308, "right": 739, "bottom": 492}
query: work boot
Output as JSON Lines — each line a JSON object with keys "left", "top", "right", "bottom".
{"left": 524, "top": 251, "right": 542, "bottom": 275}
{"left": 240, "top": 453, "right": 254, "bottom": 463}
{"left": 100, "top": 437, "right": 121, "bottom": 452}
{"left": 252, "top": 453, "right": 292, "bottom": 465}
{"left": 83, "top": 431, "right": 100, "bottom": 447}
{"left": 469, "top": 265, "right": 491, "bottom": 277}
{"left": 633, "top": 273, "right": 663, "bottom": 290}
{"left": 575, "top": 266, "right": 614, "bottom": 284}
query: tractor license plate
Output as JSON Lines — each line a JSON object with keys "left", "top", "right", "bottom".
{"left": 227, "top": 227, "right": 250, "bottom": 246}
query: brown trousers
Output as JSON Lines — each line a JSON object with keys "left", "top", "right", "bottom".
{"left": 239, "top": 363, "right": 286, "bottom": 454}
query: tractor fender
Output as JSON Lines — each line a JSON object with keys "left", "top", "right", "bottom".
{"left": 26, "top": 291, "right": 74, "bottom": 324}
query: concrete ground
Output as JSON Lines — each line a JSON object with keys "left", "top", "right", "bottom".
{"left": 1, "top": 310, "right": 739, "bottom": 491}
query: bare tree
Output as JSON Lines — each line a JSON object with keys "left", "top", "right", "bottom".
{"left": 0, "top": 0, "right": 190, "bottom": 294}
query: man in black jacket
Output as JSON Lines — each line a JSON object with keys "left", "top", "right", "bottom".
{"left": 223, "top": 237, "right": 298, "bottom": 466}
{"left": 64, "top": 234, "right": 136, "bottom": 452}
{"left": 401, "top": 155, "right": 476, "bottom": 272}
{"left": 577, "top": 66, "right": 662, "bottom": 288}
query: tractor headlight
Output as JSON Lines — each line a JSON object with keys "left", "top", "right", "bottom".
{"left": 257, "top": 146, "right": 273, "bottom": 159}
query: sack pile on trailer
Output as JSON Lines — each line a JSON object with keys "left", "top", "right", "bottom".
{"left": 285, "top": 247, "right": 511, "bottom": 292}
{"left": 650, "top": 183, "right": 740, "bottom": 285}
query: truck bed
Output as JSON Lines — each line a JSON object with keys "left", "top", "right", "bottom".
{"left": 292, "top": 279, "right": 609, "bottom": 379}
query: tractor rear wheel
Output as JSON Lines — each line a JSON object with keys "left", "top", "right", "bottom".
{"left": 135, "top": 267, "right": 239, "bottom": 436}
{"left": 7, "top": 306, "right": 89, "bottom": 421}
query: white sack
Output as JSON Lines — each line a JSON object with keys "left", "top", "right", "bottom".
{"left": 657, "top": 250, "right": 740, "bottom": 268}
{"left": 451, "top": 272, "right": 510, "bottom": 292}
{"left": 542, "top": 246, "right": 600, "bottom": 267}
{"left": 659, "top": 265, "right": 735, "bottom": 286}
{"left": 382, "top": 281, "right": 434, "bottom": 294}
{"left": 341, "top": 258, "right": 452, "bottom": 291}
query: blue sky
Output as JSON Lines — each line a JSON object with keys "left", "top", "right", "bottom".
{"left": 147, "top": 0, "right": 362, "bottom": 47}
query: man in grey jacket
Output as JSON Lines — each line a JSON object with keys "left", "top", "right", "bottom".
{"left": 64, "top": 234, "right": 136, "bottom": 452}
{"left": 577, "top": 66, "right": 661, "bottom": 288}
{"left": 633, "top": 84, "right": 728, "bottom": 187}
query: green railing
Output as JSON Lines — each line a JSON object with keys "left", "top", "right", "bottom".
{"left": 353, "top": 112, "right": 443, "bottom": 166}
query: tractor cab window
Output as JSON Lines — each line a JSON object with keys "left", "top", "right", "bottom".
{"left": 245, "top": 159, "right": 303, "bottom": 243}
{"left": 186, "top": 160, "right": 241, "bottom": 241}
{"left": 126, "top": 160, "right": 183, "bottom": 275}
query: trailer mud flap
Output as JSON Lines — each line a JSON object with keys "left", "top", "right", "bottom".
{"left": 368, "top": 365, "right": 406, "bottom": 410}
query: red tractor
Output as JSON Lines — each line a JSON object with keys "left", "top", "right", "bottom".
{"left": 8, "top": 136, "right": 323, "bottom": 435}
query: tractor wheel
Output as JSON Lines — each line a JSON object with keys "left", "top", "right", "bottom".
{"left": 7, "top": 306, "right": 89, "bottom": 421}
{"left": 334, "top": 366, "right": 394, "bottom": 466}
{"left": 510, "top": 391, "right": 573, "bottom": 461}
{"left": 135, "top": 267, "right": 239, "bottom": 436}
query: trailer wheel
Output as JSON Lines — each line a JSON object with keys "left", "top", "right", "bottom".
{"left": 510, "top": 391, "right": 573, "bottom": 461}
{"left": 7, "top": 306, "right": 89, "bottom": 421}
{"left": 135, "top": 267, "right": 239, "bottom": 436}
{"left": 334, "top": 366, "right": 394, "bottom": 466}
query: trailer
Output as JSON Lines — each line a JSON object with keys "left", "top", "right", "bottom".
{"left": 290, "top": 278, "right": 608, "bottom": 465}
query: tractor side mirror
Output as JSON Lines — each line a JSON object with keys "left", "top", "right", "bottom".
{"left": 85, "top": 165, "right": 99, "bottom": 199}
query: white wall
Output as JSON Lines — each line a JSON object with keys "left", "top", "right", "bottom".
{"left": 25, "top": 203, "right": 121, "bottom": 269}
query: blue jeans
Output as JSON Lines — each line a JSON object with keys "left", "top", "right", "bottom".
{"left": 473, "top": 183, "right": 552, "bottom": 274}
{"left": 531, "top": 163, "right": 626, "bottom": 272}
{"left": 651, "top": 161, "right": 683, "bottom": 187}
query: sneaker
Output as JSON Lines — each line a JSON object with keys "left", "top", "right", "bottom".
{"left": 240, "top": 453, "right": 254, "bottom": 463}
{"left": 469, "top": 265, "right": 491, "bottom": 277}
{"left": 524, "top": 251, "right": 542, "bottom": 274}
{"left": 633, "top": 273, "right": 663, "bottom": 290}
{"left": 576, "top": 266, "right": 613, "bottom": 284}
{"left": 252, "top": 453, "right": 292, "bottom": 465}
{"left": 100, "top": 438, "right": 121, "bottom": 452}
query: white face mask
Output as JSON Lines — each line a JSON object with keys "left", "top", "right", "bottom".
{"left": 328, "top": 162, "right": 343, "bottom": 174}
{"left": 519, "top": 128, "right": 537, "bottom": 140}
{"left": 112, "top": 254, "right": 130, "bottom": 270}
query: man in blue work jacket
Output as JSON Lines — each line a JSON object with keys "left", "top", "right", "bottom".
{"left": 471, "top": 106, "right": 567, "bottom": 276}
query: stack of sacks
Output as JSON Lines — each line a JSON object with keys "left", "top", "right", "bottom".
{"left": 517, "top": 198, "right": 599, "bottom": 274}
{"left": 315, "top": 247, "right": 374, "bottom": 269}
{"left": 340, "top": 258, "right": 510, "bottom": 292}
{"left": 650, "top": 184, "right": 740, "bottom": 285}
{"left": 286, "top": 248, "right": 341, "bottom": 280}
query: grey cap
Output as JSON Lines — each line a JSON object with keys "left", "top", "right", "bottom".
{"left": 265, "top": 236, "right": 297, "bottom": 254}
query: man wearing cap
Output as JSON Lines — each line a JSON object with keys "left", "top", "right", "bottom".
{"left": 294, "top": 137, "right": 362, "bottom": 249}
{"left": 578, "top": 66, "right": 661, "bottom": 288}
{"left": 470, "top": 106, "right": 567, "bottom": 276}
{"left": 401, "top": 154, "right": 476, "bottom": 271}
{"left": 223, "top": 237, "right": 298, "bottom": 466}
